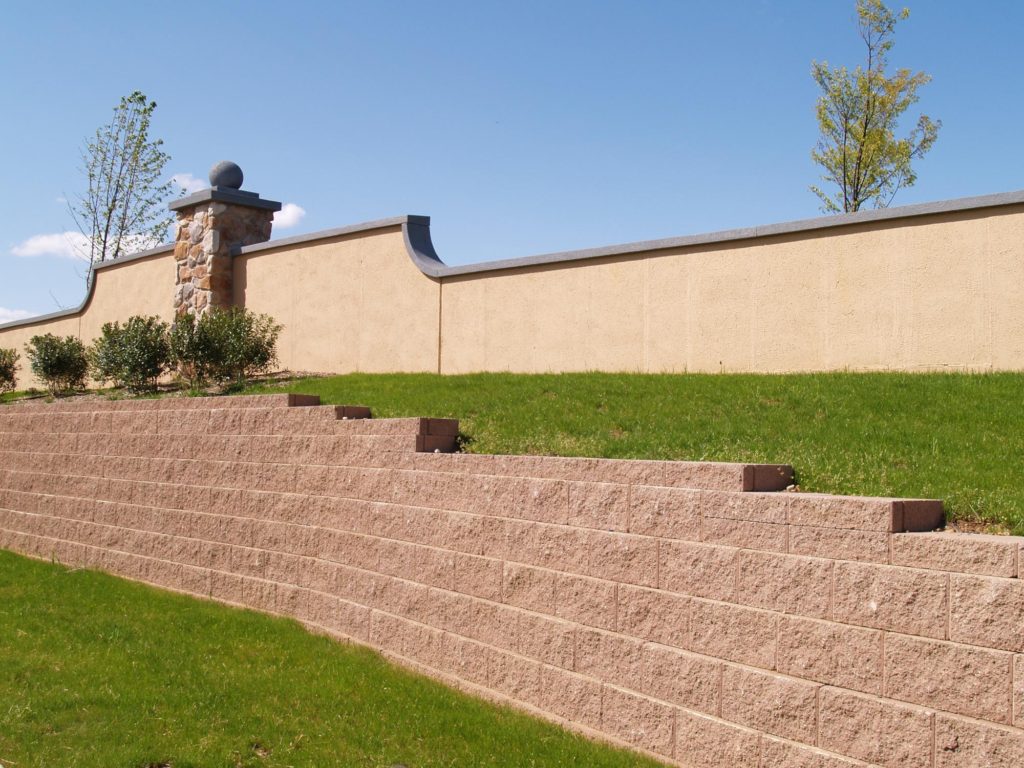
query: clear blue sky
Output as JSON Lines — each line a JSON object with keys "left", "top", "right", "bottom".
{"left": 1, "top": 0, "right": 1021, "bottom": 320}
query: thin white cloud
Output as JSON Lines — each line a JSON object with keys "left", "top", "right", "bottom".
{"left": 171, "top": 172, "right": 206, "bottom": 195}
{"left": 11, "top": 231, "right": 162, "bottom": 261}
{"left": 0, "top": 307, "right": 33, "bottom": 324}
{"left": 11, "top": 231, "right": 90, "bottom": 261}
{"left": 274, "top": 202, "right": 306, "bottom": 230}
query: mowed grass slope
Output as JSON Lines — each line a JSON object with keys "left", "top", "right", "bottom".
{"left": 0, "top": 550, "right": 665, "bottom": 768}
{"left": 249, "top": 372, "right": 1024, "bottom": 534}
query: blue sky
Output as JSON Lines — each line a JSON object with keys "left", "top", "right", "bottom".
{"left": 1, "top": 0, "right": 1022, "bottom": 320}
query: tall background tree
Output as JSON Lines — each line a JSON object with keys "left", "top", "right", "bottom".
{"left": 70, "top": 91, "right": 174, "bottom": 264}
{"left": 810, "top": 0, "right": 940, "bottom": 213}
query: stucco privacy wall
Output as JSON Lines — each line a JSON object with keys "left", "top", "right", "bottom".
{"left": 3, "top": 189, "right": 1024, "bottom": 376}
{"left": 0, "top": 248, "right": 175, "bottom": 386}
{"left": 2, "top": 397, "right": 1023, "bottom": 767}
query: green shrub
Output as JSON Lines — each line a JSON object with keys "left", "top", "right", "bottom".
{"left": 0, "top": 347, "right": 18, "bottom": 393}
{"left": 25, "top": 334, "right": 88, "bottom": 396}
{"left": 168, "top": 312, "right": 207, "bottom": 390}
{"left": 89, "top": 316, "right": 171, "bottom": 393}
{"left": 171, "top": 307, "right": 281, "bottom": 389}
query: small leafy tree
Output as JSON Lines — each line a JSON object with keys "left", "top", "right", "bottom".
{"left": 70, "top": 91, "right": 174, "bottom": 265}
{"left": 89, "top": 316, "right": 171, "bottom": 393}
{"left": 0, "top": 348, "right": 18, "bottom": 394}
{"left": 810, "top": 0, "right": 940, "bottom": 213}
{"left": 25, "top": 335, "right": 89, "bottom": 396}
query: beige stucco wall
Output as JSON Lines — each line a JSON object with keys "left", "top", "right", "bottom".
{"left": 234, "top": 226, "right": 441, "bottom": 374}
{"left": 0, "top": 249, "right": 175, "bottom": 388}
{"left": 3, "top": 201, "right": 1023, "bottom": 382}
{"left": 439, "top": 205, "right": 1024, "bottom": 373}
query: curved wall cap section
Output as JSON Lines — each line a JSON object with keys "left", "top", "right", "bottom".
{"left": 403, "top": 188, "right": 1024, "bottom": 278}
{"left": 0, "top": 244, "right": 174, "bottom": 331}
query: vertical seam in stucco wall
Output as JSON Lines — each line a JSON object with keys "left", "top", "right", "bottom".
{"left": 437, "top": 278, "right": 444, "bottom": 375}
{"left": 642, "top": 258, "right": 650, "bottom": 372}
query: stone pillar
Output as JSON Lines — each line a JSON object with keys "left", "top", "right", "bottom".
{"left": 169, "top": 161, "right": 282, "bottom": 316}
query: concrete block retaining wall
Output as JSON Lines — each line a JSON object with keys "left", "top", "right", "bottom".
{"left": 1, "top": 395, "right": 1022, "bottom": 767}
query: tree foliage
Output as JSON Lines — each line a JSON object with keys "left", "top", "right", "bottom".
{"left": 810, "top": 0, "right": 940, "bottom": 213}
{"left": 0, "top": 348, "right": 18, "bottom": 394}
{"left": 89, "top": 316, "right": 171, "bottom": 393}
{"left": 70, "top": 91, "right": 174, "bottom": 264}
{"left": 25, "top": 335, "right": 89, "bottom": 396}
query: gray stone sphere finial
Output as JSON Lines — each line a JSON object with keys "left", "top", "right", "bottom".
{"left": 209, "top": 160, "right": 244, "bottom": 189}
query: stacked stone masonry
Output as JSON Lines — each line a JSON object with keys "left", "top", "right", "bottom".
{"left": 0, "top": 396, "right": 1022, "bottom": 767}
{"left": 173, "top": 203, "right": 274, "bottom": 315}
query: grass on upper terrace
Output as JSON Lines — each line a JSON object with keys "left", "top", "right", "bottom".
{"left": 0, "top": 549, "right": 664, "bottom": 768}
{"left": 245, "top": 372, "right": 1024, "bottom": 535}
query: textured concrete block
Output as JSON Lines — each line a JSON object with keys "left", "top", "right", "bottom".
{"left": 884, "top": 633, "right": 1013, "bottom": 723}
{"left": 833, "top": 561, "right": 948, "bottom": 638}
{"left": 689, "top": 599, "right": 776, "bottom": 669}
{"left": 441, "top": 634, "right": 490, "bottom": 686}
{"left": 760, "top": 737, "right": 869, "bottom": 768}
{"left": 788, "top": 494, "right": 898, "bottom": 532}
{"left": 675, "top": 710, "right": 760, "bottom": 768}
{"left": 587, "top": 532, "right": 659, "bottom": 588}
{"left": 789, "top": 525, "right": 890, "bottom": 564}
{"left": 511, "top": 519, "right": 590, "bottom": 574}
{"left": 735, "top": 550, "right": 832, "bottom": 619}
{"left": 574, "top": 626, "right": 644, "bottom": 685}
{"left": 892, "top": 532, "right": 1018, "bottom": 578}
{"left": 486, "top": 647, "right": 543, "bottom": 705}
{"left": 703, "top": 517, "right": 788, "bottom": 553}
{"left": 538, "top": 666, "right": 602, "bottom": 730}
{"left": 702, "top": 490, "right": 789, "bottom": 524}
{"left": 629, "top": 485, "right": 702, "bottom": 540}
{"left": 553, "top": 572, "right": 617, "bottom": 630}
{"left": 452, "top": 553, "right": 503, "bottom": 601}
{"left": 638, "top": 643, "right": 719, "bottom": 714}
{"left": 601, "top": 685, "right": 676, "bottom": 758}
{"left": 515, "top": 612, "right": 575, "bottom": 669}
{"left": 616, "top": 583, "right": 689, "bottom": 648}
{"left": 567, "top": 481, "right": 629, "bottom": 531}
{"left": 1016, "top": 655, "right": 1023, "bottom": 727}
{"left": 660, "top": 540, "right": 736, "bottom": 601}
{"left": 949, "top": 573, "right": 1024, "bottom": 652}
{"left": 934, "top": 713, "right": 1024, "bottom": 768}
{"left": 720, "top": 665, "right": 819, "bottom": 742}
{"left": 818, "top": 686, "right": 934, "bottom": 768}
{"left": 502, "top": 562, "right": 556, "bottom": 613}
{"left": 776, "top": 616, "right": 882, "bottom": 695}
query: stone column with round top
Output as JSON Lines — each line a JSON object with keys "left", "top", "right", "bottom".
{"left": 169, "top": 161, "right": 282, "bottom": 316}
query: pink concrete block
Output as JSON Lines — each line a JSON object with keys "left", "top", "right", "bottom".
{"left": 832, "top": 561, "right": 948, "bottom": 638}
{"left": 689, "top": 599, "right": 777, "bottom": 669}
{"left": 760, "top": 737, "right": 869, "bottom": 768}
{"left": 553, "top": 571, "right": 617, "bottom": 631}
{"left": 934, "top": 712, "right": 1024, "bottom": 767}
{"left": 818, "top": 686, "right": 934, "bottom": 768}
{"left": 892, "top": 532, "right": 1018, "bottom": 578}
{"left": 601, "top": 685, "right": 676, "bottom": 758}
{"left": 788, "top": 525, "right": 890, "bottom": 564}
{"left": 949, "top": 573, "right": 1024, "bottom": 653}
{"left": 884, "top": 633, "right": 1013, "bottom": 723}
{"left": 567, "top": 481, "right": 629, "bottom": 532}
{"left": 616, "top": 583, "right": 689, "bottom": 648}
{"left": 702, "top": 517, "right": 789, "bottom": 554}
{"left": 720, "top": 665, "right": 819, "bottom": 743}
{"left": 776, "top": 615, "right": 883, "bottom": 695}
{"left": 659, "top": 540, "right": 736, "bottom": 601}
{"left": 675, "top": 710, "right": 761, "bottom": 768}
{"left": 734, "top": 550, "right": 832, "bottom": 619}
{"left": 628, "top": 485, "right": 702, "bottom": 541}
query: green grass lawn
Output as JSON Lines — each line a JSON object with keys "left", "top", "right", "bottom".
{"left": 247, "top": 372, "right": 1024, "bottom": 535}
{"left": 0, "top": 550, "right": 663, "bottom": 768}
